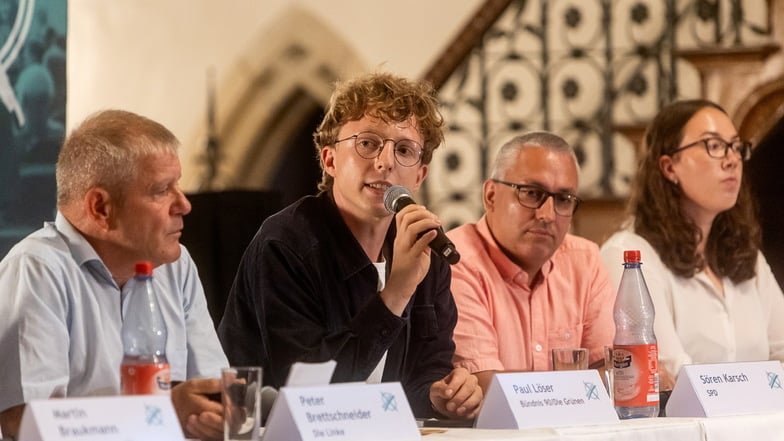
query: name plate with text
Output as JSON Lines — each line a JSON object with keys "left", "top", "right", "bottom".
{"left": 666, "top": 360, "right": 784, "bottom": 417}
{"left": 476, "top": 370, "right": 618, "bottom": 429}
{"left": 263, "top": 382, "right": 419, "bottom": 441}
{"left": 18, "top": 395, "right": 183, "bottom": 441}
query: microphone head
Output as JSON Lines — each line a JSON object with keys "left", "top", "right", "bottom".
{"left": 383, "top": 185, "right": 412, "bottom": 213}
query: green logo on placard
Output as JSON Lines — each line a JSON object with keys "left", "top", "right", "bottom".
{"left": 584, "top": 382, "right": 599, "bottom": 400}
{"left": 767, "top": 372, "right": 782, "bottom": 390}
{"left": 381, "top": 392, "right": 398, "bottom": 411}
{"left": 145, "top": 405, "right": 163, "bottom": 425}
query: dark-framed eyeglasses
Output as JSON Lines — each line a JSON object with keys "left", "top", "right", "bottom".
{"left": 669, "top": 137, "right": 752, "bottom": 161}
{"left": 491, "top": 179, "right": 581, "bottom": 216}
{"left": 334, "top": 131, "right": 424, "bottom": 167}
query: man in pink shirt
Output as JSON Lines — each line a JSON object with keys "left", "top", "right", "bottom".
{"left": 447, "top": 132, "right": 615, "bottom": 392}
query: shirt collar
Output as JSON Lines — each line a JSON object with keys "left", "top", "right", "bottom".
{"left": 476, "top": 215, "right": 555, "bottom": 285}
{"left": 319, "top": 191, "right": 392, "bottom": 281}
{"left": 55, "top": 211, "right": 117, "bottom": 285}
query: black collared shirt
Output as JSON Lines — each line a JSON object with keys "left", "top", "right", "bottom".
{"left": 218, "top": 191, "right": 456, "bottom": 417}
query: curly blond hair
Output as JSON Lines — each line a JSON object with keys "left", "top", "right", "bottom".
{"left": 313, "top": 72, "right": 444, "bottom": 191}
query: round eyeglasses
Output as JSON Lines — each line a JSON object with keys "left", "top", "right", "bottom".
{"left": 669, "top": 137, "right": 752, "bottom": 161}
{"left": 334, "top": 131, "right": 424, "bottom": 167}
{"left": 491, "top": 179, "right": 581, "bottom": 216}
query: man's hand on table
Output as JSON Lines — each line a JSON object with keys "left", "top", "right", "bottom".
{"left": 171, "top": 378, "right": 223, "bottom": 441}
{"left": 430, "top": 367, "right": 483, "bottom": 419}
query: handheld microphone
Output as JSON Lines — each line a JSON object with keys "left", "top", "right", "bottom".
{"left": 383, "top": 185, "right": 460, "bottom": 265}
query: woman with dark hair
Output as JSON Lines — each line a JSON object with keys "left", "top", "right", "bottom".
{"left": 600, "top": 99, "right": 784, "bottom": 389}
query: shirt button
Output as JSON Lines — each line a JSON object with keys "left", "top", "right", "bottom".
{"left": 381, "top": 329, "right": 389, "bottom": 337}
{"left": 564, "top": 332, "right": 571, "bottom": 339}
{"left": 535, "top": 344, "right": 542, "bottom": 352}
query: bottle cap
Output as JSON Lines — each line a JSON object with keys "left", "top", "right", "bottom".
{"left": 623, "top": 250, "right": 641, "bottom": 263}
{"left": 135, "top": 261, "right": 153, "bottom": 275}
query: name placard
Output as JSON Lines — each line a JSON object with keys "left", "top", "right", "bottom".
{"left": 262, "top": 382, "right": 418, "bottom": 441}
{"left": 475, "top": 370, "right": 618, "bottom": 429}
{"left": 18, "top": 395, "right": 183, "bottom": 441}
{"left": 666, "top": 360, "right": 784, "bottom": 417}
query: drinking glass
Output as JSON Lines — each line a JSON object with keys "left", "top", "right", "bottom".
{"left": 551, "top": 348, "right": 589, "bottom": 371}
{"left": 222, "top": 367, "right": 262, "bottom": 441}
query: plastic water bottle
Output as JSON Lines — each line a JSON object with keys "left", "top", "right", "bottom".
{"left": 120, "top": 261, "right": 171, "bottom": 395}
{"left": 612, "top": 250, "right": 659, "bottom": 418}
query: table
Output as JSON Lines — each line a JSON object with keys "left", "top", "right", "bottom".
{"left": 698, "top": 411, "right": 784, "bottom": 441}
{"left": 239, "top": 412, "right": 784, "bottom": 440}
{"left": 420, "top": 412, "right": 784, "bottom": 441}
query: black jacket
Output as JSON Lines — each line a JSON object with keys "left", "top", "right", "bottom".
{"left": 218, "top": 191, "right": 457, "bottom": 417}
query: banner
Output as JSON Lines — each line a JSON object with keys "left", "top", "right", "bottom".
{"left": 0, "top": 0, "right": 66, "bottom": 256}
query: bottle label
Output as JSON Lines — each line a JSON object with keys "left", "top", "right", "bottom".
{"left": 121, "top": 362, "right": 171, "bottom": 395}
{"left": 613, "top": 344, "right": 659, "bottom": 406}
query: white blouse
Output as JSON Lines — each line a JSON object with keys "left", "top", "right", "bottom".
{"left": 600, "top": 229, "right": 784, "bottom": 380}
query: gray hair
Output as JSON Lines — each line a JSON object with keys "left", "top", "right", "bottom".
{"left": 56, "top": 109, "right": 179, "bottom": 207}
{"left": 489, "top": 131, "right": 579, "bottom": 179}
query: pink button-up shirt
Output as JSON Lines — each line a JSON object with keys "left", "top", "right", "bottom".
{"left": 447, "top": 216, "right": 615, "bottom": 372}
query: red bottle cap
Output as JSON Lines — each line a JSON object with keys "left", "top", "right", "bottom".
{"left": 623, "top": 250, "right": 641, "bottom": 263}
{"left": 135, "top": 261, "right": 153, "bottom": 275}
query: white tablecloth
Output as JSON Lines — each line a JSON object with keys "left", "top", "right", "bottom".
{"left": 235, "top": 412, "right": 784, "bottom": 440}
{"left": 698, "top": 411, "right": 784, "bottom": 441}
{"left": 421, "top": 412, "right": 784, "bottom": 441}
